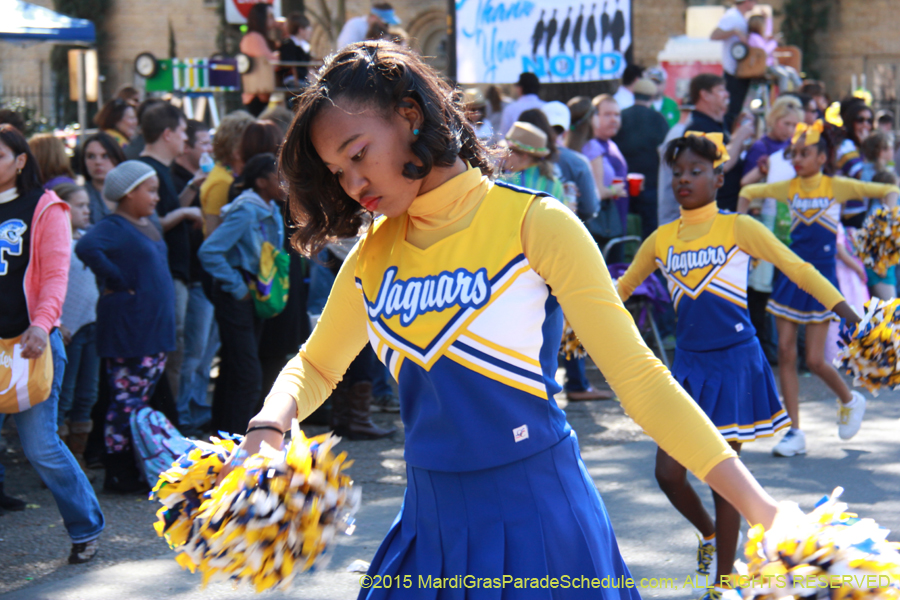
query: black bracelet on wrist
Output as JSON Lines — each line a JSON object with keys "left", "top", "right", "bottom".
{"left": 245, "top": 425, "right": 285, "bottom": 436}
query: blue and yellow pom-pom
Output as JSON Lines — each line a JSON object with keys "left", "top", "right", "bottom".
{"left": 739, "top": 488, "right": 900, "bottom": 600}
{"left": 853, "top": 207, "right": 900, "bottom": 278}
{"left": 150, "top": 420, "right": 360, "bottom": 592}
{"left": 834, "top": 298, "right": 900, "bottom": 395}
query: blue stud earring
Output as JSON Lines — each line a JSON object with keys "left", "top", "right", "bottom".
{"left": 413, "top": 128, "right": 420, "bottom": 136}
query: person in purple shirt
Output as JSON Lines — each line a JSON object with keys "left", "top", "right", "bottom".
{"left": 582, "top": 95, "right": 629, "bottom": 261}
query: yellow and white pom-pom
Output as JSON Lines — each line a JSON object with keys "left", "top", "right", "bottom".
{"left": 834, "top": 298, "right": 900, "bottom": 395}
{"left": 853, "top": 207, "right": 900, "bottom": 278}
{"left": 150, "top": 420, "right": 360, "bottom": 592}
{"left": 739, "top": 488, "right": 900, "bottom": 600}
{"left": 560, "top": 318, "right": 587, "bottom": 360}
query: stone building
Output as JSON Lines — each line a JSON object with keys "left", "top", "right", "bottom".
{"left": 1, "top": 0, "right": 899, "bottom": 126}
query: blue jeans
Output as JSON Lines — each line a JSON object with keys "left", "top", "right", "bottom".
{"left": 175, "top": 283, "right": 218, "bottom": 431}
{"left": 58, "top": 323, "right": 101, "bottom": 425}
{"left": 0, "top": 329, "right": 105, "bottom": 543}
{"left": 564, "top": 356, "right": 591, "bottom": 392}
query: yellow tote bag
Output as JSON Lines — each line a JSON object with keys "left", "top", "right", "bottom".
{"left": 0, "top": 335, "right": 53, "bottom": 414}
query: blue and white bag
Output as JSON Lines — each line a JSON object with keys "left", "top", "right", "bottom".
{"left": 130, "top": 406, "right": 193, "bottom": 483}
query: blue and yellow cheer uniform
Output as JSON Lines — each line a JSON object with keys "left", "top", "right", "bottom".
{"left": 270, "top": 165, "right": 738, "bottom": 598}
{"left": 741, "top": 174, "right": 900, "bottom": 323}
{"left": 618, "top": 202, "right": 844, "bottom": 441}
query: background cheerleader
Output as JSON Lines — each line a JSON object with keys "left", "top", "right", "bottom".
{"left": 738, "top": 121, "right": 900, "bottom": 458}
{"left": 618, "top": 133, "right": 858, "bottom": 599}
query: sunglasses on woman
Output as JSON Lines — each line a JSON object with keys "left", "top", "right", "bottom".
{"left": 855, "top": 116, "right": 874, "bottom": 124}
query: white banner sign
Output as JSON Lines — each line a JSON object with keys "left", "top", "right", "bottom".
{"left": 456, "top": 0, "right": 632, "bottom": 84}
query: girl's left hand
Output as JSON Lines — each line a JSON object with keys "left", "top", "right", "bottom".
{"left": 20, "top": 326, "right": 49, "bottom": 359}
{"left": 833, "top": 301, "right": 862, "bottom": 328}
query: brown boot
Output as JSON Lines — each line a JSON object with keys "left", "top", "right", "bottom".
{"left": 347, "top": 382, "right": 396, "bottom": 440}
{"left": 66, "top": 421, "right": 98, "bottom": 483}
{"left": 58, "top": 421, "right": 70, "bottom": 444}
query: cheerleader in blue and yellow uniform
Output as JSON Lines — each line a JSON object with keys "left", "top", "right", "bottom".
{"left": 617, "top": 132, "right": 859, "bottom": 599}
{"left": 221, "top": 42, "right": 792, "bottom": 599}
{"left": 738, "top": 120, "right": 899, "bottom": 459}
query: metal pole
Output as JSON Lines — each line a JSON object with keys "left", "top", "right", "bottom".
{"left": 446, "top": 0, "right": 457, "bottom": 84}
{"left": 77, "top": 51, "right": 87, "bottom": 143}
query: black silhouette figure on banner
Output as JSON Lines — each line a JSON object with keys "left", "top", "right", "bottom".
{"left": 545, "top": 9, "right": 558, "bottom": 59}
{"left": 611, "top": 0, "right": 626, "bottom": 52}
{"left": 531, "top": 9, "right": 545, "bottom": 57}
{"left": 559, "top": 7, "right": 572, "bottom": 53}
{"left": 586, "top": 4, "right": 597, "bottom": 53}
{"left": 601, "top": 1, "right": 610, "bottom": 51}
{"left": 573, "top": 5, "right": 584, "bottom": 54}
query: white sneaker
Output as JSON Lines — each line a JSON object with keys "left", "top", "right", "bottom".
{"left": 772, "top": 429, "right": 806, "bottom": 457}
{"left": 838, "top": 391, "right": 866, "bottom": 440}
{"left": 698, "top": 587, "right": 742, "bottom": 600}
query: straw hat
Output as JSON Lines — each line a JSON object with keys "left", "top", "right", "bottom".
{"left": 505, "top": 121, "right": 550, "bottom": 157}
{"left": 632, "top": 78, "right": 659, "bottom": 100}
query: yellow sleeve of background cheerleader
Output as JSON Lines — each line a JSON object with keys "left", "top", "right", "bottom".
{"left": 733, "top": 215, "right": 845, "bottom": 310}
{"left": 739, "top": 180, "right": 793, "bottom": 206}
{"left": 831, "top": 177, "right": 900, "bottom": 204}
{"left": 616, "top": 231, "right": 660, "bottom": 302}
{"left": 266, "top": 244, "right": 370, "bottom": 419}
{"left": 522, "top": 197, "right": 736, "bottom": 480}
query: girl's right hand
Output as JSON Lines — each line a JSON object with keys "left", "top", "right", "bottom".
{"left": 215, "top": 393, "right": 297, "bottom": 485}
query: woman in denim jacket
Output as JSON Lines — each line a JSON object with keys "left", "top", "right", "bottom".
{"left": 198, "top": 153, "right": 284, "bottom": 435}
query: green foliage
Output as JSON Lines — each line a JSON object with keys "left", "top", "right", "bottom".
{"left": 0, "top": 98, "right": 51, "bottom": 137}
{"left": 781, "top": 0, "right": 831, "bottom": 79}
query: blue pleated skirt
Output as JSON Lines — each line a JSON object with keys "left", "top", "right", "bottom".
{"left": 767, "top": 261, "right": 839, "bottom": 323}
{"left": 359, "top": 431, "right": 640, "bottom": 600}
{"left": 673, "top": 337, "right": 791, "bottom": 442}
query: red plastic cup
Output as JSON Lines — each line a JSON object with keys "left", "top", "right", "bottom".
{"left": 627, "top": 173, "right": 645, "bottom": 197}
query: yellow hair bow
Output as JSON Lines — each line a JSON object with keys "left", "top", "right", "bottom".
{"left": 792, "top": 119, "right": 824, "bottom": 146}
{"left": 684, "top": 131, "right": 730, "bottom": 168}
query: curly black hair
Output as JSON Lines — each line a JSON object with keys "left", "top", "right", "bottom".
{"left": 663, "top": 135, "right": 723, "bottom": 172}
{"left": 280, "top": 40, "right": 495, "bottom": 257}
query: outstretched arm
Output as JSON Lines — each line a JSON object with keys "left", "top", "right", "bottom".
{"left": 832, "top": 177, "right": 900, "bottom": 208}
{"left": 522, "top": 197, "right": 779, "bottom": 526}
{"left": 616, "top": 232, "right": 660, "bottom": 302}
{"left": 734, "top": 215, "right": 860, "bottom": 325}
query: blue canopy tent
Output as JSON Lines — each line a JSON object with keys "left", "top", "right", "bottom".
{"left": 0, "top": 0, "right": 95, "bottom": 45}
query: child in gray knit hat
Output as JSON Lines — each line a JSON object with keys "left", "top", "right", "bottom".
{"left": 75, "top": 160, "right": 177, "bottom": 494}
{"left": 102, "top": 160, "right": 157, "bottom": 203}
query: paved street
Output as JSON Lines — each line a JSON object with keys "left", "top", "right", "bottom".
{"left": 2, "top": 367, "right": 899, "bottom": 600}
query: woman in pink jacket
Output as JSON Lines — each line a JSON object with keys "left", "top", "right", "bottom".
{"left": 0, "top": 124, "right": 104, "bottom": 563}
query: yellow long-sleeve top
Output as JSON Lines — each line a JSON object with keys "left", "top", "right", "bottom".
{"left": 616, "top": 202, "right": 844, "bottom": 351}
{"left": 740, "top": 173, "right": 900, "bottom": 262}
{"left": 739, "top": 173, "right": 900, "bottom": 209}
{"left": 269, "top": 166, "right": 736, "bottom": 478}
